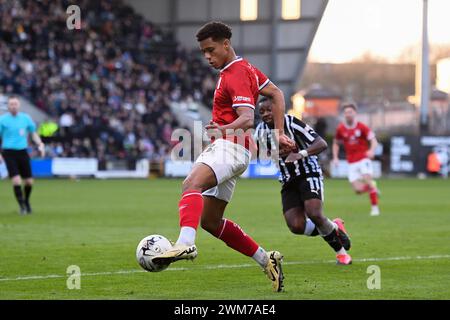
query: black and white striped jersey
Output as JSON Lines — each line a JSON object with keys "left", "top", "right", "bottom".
{"left": 254, "top": 115, "right": 323, "bottom": 183}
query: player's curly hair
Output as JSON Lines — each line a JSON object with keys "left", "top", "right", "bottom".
{"left": 196, "top": 21, "right": 232, "bottom": 42}
{"left": 258, "top": 97, "right": 270, "bottom": 106}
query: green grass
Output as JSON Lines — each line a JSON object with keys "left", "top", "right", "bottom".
{"left": 0, "top": 178, "right": 449, "bottom": 299}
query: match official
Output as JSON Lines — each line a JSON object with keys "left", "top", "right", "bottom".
{"left": 0, "top": 96, "right": 45, "bottom": 214}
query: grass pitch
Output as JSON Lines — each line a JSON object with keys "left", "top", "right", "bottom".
{"left": 0, "top": 178, "right": 449, "bottom": 299}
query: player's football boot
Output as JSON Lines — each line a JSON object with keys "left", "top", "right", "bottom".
{"left": 151, "top": 244, "right": 198, "bottom": 265}
{"left": 263, "top": 251, "right": 284, "bottom": 292}
{"left": 370, "top": 206, "right": 380, "bottom": 216}
{"left": 19, "top": 202, "right": 27, "bottom": 215}
{"left": 25, "top": 201, "right": 32, "bottom": 214}
{"left": 336, "top": 253, "right": 352, "bottom": 265}
{"left": 333, "top": 218, "right": 351, "bottom": 250}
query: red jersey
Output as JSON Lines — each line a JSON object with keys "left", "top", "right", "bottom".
{"left": 335, "top": 121, "right": 375, "bottom": 163}
{"left": 212, "top": 57, "right": 269, "bottom": 151}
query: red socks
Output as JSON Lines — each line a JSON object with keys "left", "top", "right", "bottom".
{"left": 179, "top": 191, "right": 259, "bottom": 257}
{"left": 212, "top": 218, "right": 259, "bottom": 257}
{"left": 369, "top": 188, "right": 378, "bottom": 206}
{"left": 361, "top": 185, "right": 378, "bottom": 206}
{"left": 179, "top": 190, "right": 204, "bottom": 229}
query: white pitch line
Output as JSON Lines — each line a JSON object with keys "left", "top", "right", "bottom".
{"left": 1, "top": 254, "right": 449, "bottom": 283}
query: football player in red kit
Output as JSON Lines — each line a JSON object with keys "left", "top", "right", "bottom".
{"left": 152, "top": 21, "right": 296, "bottom": 292}
{"left": 332, "top": 103, "right": 380, "bottom": 216}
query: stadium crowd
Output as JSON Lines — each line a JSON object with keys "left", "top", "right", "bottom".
{"left": 0, "top": 0, "right": 215, "bottom": 161}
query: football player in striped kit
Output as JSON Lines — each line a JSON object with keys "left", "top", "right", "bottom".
{"left": 255, "top": 98, "right": 352, "bottom": 265}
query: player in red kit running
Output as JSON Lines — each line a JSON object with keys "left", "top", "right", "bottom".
{"left": 152, "top": 21, "right": 295, "bottom": 292}
{"left": 332, "top": 103, "right": 380, "bottom": 216}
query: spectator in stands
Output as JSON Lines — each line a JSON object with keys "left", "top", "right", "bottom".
{"left": 0, "top": 0, "right": 215, "bottom": 161}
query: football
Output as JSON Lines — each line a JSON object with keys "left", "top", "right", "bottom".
{"left": 136, "top": 235, "right": 173, "bottom": 272}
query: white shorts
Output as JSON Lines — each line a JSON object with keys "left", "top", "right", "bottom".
{"left": 196, "top": 139, "right": 250, "bottom": 202}
{"left": 348, "top": 158, "right": 373, "bottom": 183}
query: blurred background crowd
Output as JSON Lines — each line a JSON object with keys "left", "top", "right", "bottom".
{"left": 0, "top": 0, "right": 216, "bottom": 161}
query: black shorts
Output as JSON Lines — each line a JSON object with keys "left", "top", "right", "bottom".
{"left": 1, "top": 149, "right": 33, "bottom": 179}
{"left": 281, "top": 176, "right": 324, "bottom": 212}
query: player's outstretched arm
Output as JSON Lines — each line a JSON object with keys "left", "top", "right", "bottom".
{"left": 367, "top": 136, "right": 378, "bottom": 159}
{"left": 31, "top": 132, "right": 45, "bottom": 157}
{"left": 259, "top": 82, "right": 295, "bottom": 150}
{"left": 332, "top": 139, "right": 340, "bottom": 165}
{"left": 285, "top": 137, "right": 327, "bottom": 163}
{"left": 307, "top": 136, "right": 328, "bottom": 155}
{"left": 259, "top": 82, "right": 285, "bottom": 134}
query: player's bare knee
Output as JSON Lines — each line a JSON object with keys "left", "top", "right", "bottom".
{"left": 25, "top": 178, "right": 33, "bottom": 186}
{"left": 11, "top": 176, "right": 22, "bottom": 185}
{"left": 287, "top": 221, "right": 305, "bottom": 234}
{"left": 284, "top": 208, "right": 306, "bottom": 234}
{"left": 182, "top": 177, "right": 203, "bottom": 192}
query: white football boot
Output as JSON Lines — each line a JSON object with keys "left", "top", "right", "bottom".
{"left": 151, "top": 244, "right": 198, "bottom": 265}
{"left": 370, "top": 206, "right": 380, "bottom": 216}
{"left": 263, "top": 251, "right": 285, "bottom": 292}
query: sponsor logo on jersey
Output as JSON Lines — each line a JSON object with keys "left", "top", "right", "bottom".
{"left": 233, "top": 96, "right": 251, "bottom": 102}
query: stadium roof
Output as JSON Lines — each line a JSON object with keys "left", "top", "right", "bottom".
{"left": 431, "top": 88, "right": 449, "bottom": 101}
{"left": 301, "top": 84, "right": 341, "bottom": 99}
